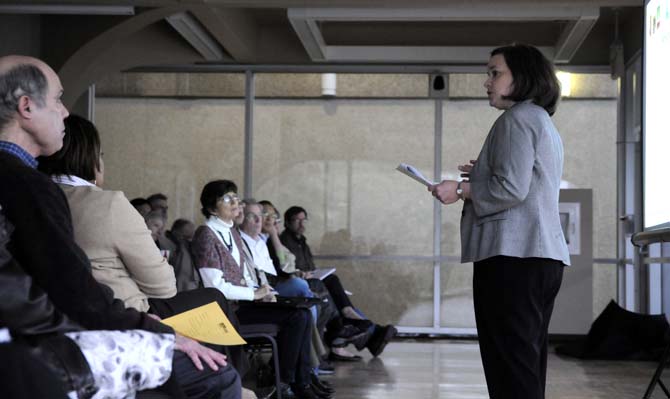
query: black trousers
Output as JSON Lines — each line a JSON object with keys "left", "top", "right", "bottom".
{"left": 321, "top": 274, "right": 354, "bottom": 311}
{"left": 172, "top": 351, "right": 241, "bottom": 399}
{"left": 148, "top": 288, "right": 244, "bottom": 399}
{"left": 148, "top": 288, "right": 249, "bottom": 377}
{"left": 473, "top": 256, "right": 563, "bottom": 399}
{"left": 236, "top": 302, "right": 312, "bottom": 386}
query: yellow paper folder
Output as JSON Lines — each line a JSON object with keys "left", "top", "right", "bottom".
{"left": 161, "top": 301, "right": 246, "bottom": 346}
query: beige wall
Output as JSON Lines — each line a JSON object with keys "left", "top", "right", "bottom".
{"left": 95, "top": 98, "right": 245, "bottom": 224}
{"left": 94, "top": 71, "right": 618, "bottom": 328}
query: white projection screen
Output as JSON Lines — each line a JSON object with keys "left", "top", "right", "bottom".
{"left": 643, "top": 0, "right": 670, "bottom": 229}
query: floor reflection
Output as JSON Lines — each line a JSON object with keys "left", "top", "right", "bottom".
{"left": 322, "top": 339, "right": 659, "bottom": 399}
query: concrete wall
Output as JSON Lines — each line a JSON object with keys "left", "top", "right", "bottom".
{"left": 95, "top": 71, "right": 617, "bottom": 328}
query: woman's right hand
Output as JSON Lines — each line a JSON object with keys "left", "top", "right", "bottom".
{"left": 458, "top": 159, "right": 477, "bottom": 180}
{"left": 174, "top": 333, "right": 227, "bottom": 371}
{"left": 262, "top": 217, "right": 277, "bottom": 236}
{"left": 253, "top": 284, "right": 272, "bottom": 300}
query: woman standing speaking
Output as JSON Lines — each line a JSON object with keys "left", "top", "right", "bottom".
{"left": 430, "top": 44, "right": 570, "bottom": 399}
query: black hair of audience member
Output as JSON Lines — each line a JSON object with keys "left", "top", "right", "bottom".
{"left": 199, "top": 180, "right": 237, "bottom": 218}
{"left": 284, "top": 206, "right": 307, "bottom": 225}
{"left": 130, "top": 197, "right": 149, "bottom": 208}
{"left": 37, "top": 114, "right": 100, "bottom": 180}
{"left": 490, "top": 43, "right": 561, "bottom": 116}
{"left": 171, "top": 218, "right": 192, "bottom": 233}
{"left": 147, "top": 193, "right": 168, "bottom": 204}
{"left": 170, "top": 218, "right": 195, "bottom": 241}
{"left": 259, "top": 200, "right": 282, "bottom": 221}
{"left": 258, "top": 200, "right": 274, "bottom": 209}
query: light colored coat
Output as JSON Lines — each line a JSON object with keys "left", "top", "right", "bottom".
{"left": 460, "top": 101, "right": 571, "bottom": 266}
{"left": 59, "top": 184, "right": 177, "bottom": 311}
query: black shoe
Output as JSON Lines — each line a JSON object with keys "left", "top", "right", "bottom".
{"left": 318, "top": 360, "right": 335, "bottom": 374}
{"left": 291, "top": 384, "right": 330, "bottom": 399}
{"left": 366, "top": 325, "right": 397, "bottom": 357}
{"left": 255, "top": 385, "right": 277, "bottom": 399}
{"left": 310, "top": 373, "right": 335, "bottom": 393}
{"left": 272, "top": 383, "right": 295, "bottom": 399}
{"left": 331, "top": 327, "right": 371, "bottom": 350}
{"left": 310, "top": 381, "right": 334, "bottom": 398}
{"left": 341, "top": 319, "right": 374, "bottom": 351}
{"left": 343, "top": 318, "right": 374, "bottom": 332}
{"left": 328, "top": 351, "right": 362, "bottom": 362}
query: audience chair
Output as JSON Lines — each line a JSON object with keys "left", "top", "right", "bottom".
{"left": 643, "top": 329, "right": 670, "bottom": 399}
{"left": 239, "top": 323, "right": 282, "bottom": 399}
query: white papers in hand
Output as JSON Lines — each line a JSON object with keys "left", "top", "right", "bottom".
{"left": 255, "top": 260, "right": 277, "bottom": 276}
{"left": 395, "top": 163, "right": 436, "bottom": 187}
{"left": 311, "top": 268, "right": 336, "bottom": 280}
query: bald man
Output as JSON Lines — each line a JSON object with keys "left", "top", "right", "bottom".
{"left": 0, "top": 56, "right": 240, "bottom": 399}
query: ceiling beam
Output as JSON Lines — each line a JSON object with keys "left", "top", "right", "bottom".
{"left": 288, "top": 6, "right": 601, "bottom": 21}
{"left": 554, "top": 11, "right": 600, "bottom": 63}
{"left": 166, "top": 12, "right": 229, "bottom": 61}
{"left": 325, "top": 45, "right": 556, "bottom": 63}
{"left": 189, "top": 6, "right": 257, "bottom": 62}
{"left": 0, "top": 4, "right": 135, "bottom": 15}
{"left": 288, "top": 17, "right": 326, "bottom": 60}
{"left": 289, "top": 6, "right": 598, "bottom": 64}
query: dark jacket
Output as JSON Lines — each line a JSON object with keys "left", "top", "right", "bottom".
{"left": 0, "top": 208, "right": 80, "bottom": 335}
{"left": 279, "top": 230, "right": 316, "bottom": 272}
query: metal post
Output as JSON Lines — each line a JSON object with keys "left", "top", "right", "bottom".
{"left": 244, "top": 71, "right": 255, "bottom": 198}
{"left": 433, "top": 97, "right": 443, "bottom": 329}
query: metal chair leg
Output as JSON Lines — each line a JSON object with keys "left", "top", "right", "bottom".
{"left": 268, "top": 336, "right": 282, "bottom": 399}
{"left": 643, "top": 341, "right": 670, "bottom": 399}
{"left": 241, "top": 331, "right": 282, "bottom": 399}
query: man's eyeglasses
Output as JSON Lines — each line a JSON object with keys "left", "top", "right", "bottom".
{"left": 247, "top": 212, "right": 281, "bottom": 223}
{"left": 244, "top": 213, "right": 262, "bottom": 222}
{"left": 290, "top": 217, "right": 308, "bottom": 224}
{"left": 262, "top": 212, "right": 281, "bottom": 222}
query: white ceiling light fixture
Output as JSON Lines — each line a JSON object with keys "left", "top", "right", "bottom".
{"left": 321, "top": 73, "right": 336, "bottom": 97}
{"left": 556, "top": 71, "right": 572, "bottom": 97}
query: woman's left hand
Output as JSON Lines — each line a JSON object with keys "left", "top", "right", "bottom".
{"left": 429, "top": 180, "right": 460, "bottom": 205}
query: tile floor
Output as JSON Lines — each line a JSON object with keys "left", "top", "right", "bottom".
{"left": 320, "top": 339, "right": 665, "bottom": 399}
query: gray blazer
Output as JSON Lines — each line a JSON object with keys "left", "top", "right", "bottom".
{"left": 460, "top": 101, "right": 570, "bottom": 266}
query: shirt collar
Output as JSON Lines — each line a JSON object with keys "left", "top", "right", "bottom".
{"left": 206, "top": 216, "right": 234, "bottom": 234}
{"left": 240, "top": 230, "right": 260, "bottom": 244}
{"left": 52, "top": 174, "right": 97, "bottom": 187}
{"left": 0, "top": 141, "right": 38, "bottom": 169}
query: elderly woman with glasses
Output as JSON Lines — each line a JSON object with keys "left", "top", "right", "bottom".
{"left": 191, "top": 180, "right": 332, "bottom": 399}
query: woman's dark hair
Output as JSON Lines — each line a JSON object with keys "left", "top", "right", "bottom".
{"left": 284, "top": 206, "right": 307, "bottom": 223}
{"left": 491, "top": 43, "right": 561, "bottom": 116}
{"left": 38, "top": 114, "right": 101, "bottom": 180}
{"left": 199, "top": 180, "right": 237, "bottom": 218}
{"left": 258, "top": 200, "right": 276, "bottom": 210}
